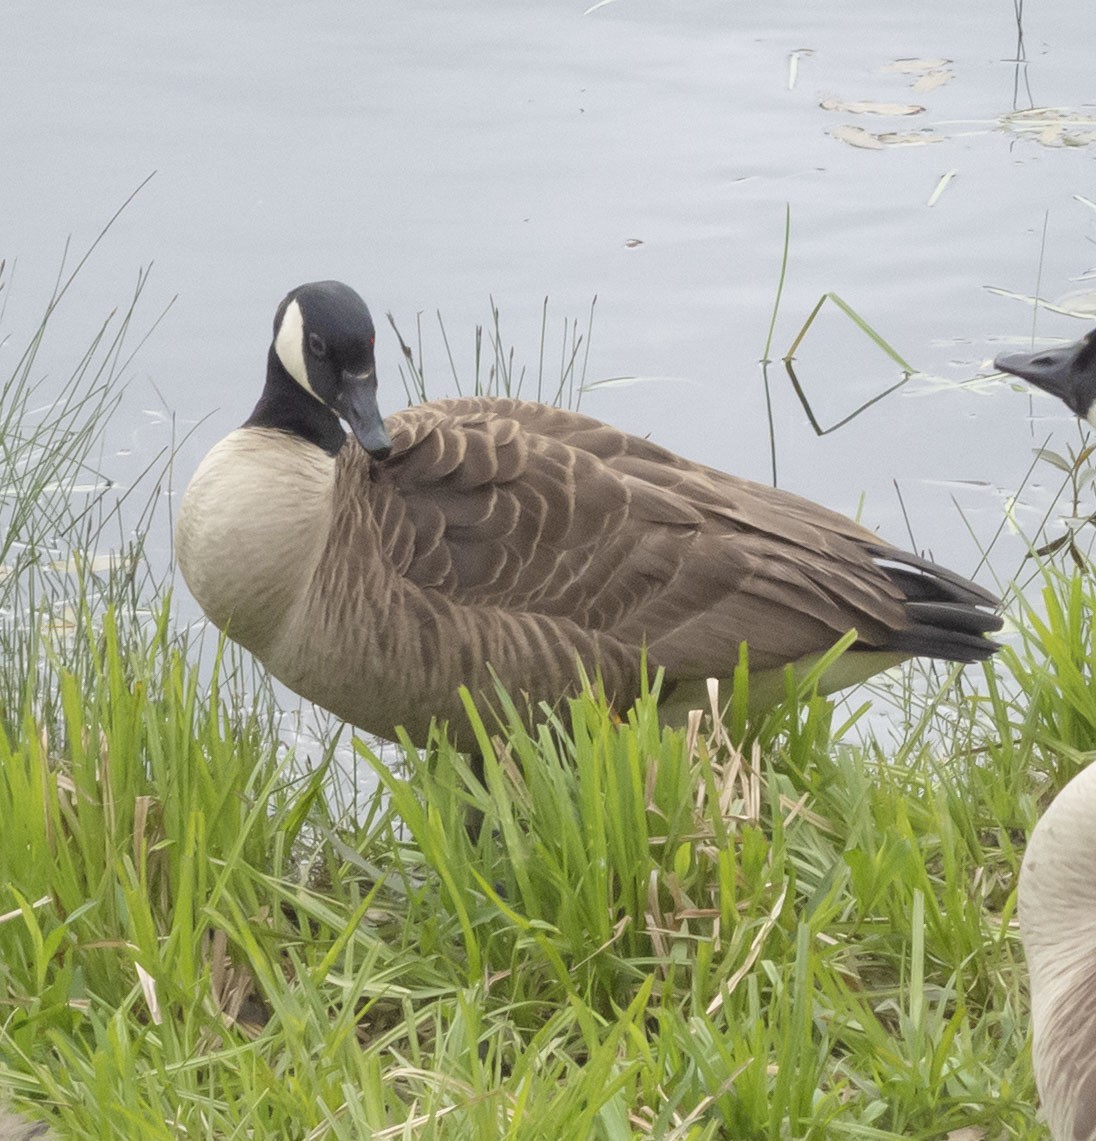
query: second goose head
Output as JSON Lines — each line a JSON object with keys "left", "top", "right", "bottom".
{"left": 995, "top": 328, "right": 1096, "bottom": 426}
{"left": 246, "top": 280, "right": 393, "bottom": 459}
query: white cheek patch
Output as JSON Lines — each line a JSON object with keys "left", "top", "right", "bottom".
{"left": 1086, "top": 403, "right": 1096, "bottom": 432}
{"left": 273, "top": 300, "right": 318, "bottom": 398}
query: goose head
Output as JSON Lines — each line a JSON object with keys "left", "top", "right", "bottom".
{"left": 995, "top": 328, "right": 1096, "bottom": 428}
{"left": 1019, "top": 763, "right": 1096, "bottom": 1140}
{"left": 246, "top": 280, "right": 393, "bottom": 459}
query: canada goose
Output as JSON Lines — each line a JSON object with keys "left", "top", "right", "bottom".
{"left": 0, "top": 1106, "right": 54, "bottom": 1139}
{"left": 176, "top": 281, "right": 1002, "bottom": 750}
{"left": 1018, "top": 763, "right": 1096, "bottom": 1140}
{"left": 998, "top": 330, "right": 1096, "bottom": 1135}
{"left": 996, "top": 327, "right": 1096, "bottom": 425}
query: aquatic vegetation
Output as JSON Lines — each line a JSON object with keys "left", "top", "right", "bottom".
{"left": 0, "top": 259, "right": 1074, "bottom": 1138}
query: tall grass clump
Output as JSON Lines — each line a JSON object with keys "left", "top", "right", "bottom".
{"left": 347, "top": 659, "right": 1041, "bottom": 1138}
{"left": 0, "top": 251, "right": 168, "bottom": 738}
{"left": 0, "top": 253, "right": 271, "bottom": 1126}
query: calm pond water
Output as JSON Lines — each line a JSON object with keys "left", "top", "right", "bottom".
{"left": 3, "top": 0, "right": 1095, "bottom": 759}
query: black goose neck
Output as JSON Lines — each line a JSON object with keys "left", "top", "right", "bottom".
{"left": 243, "top": 348, "right": 347, "bottom": 457}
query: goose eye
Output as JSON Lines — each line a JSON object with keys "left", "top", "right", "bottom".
{"left": 308, "top": 333, "right": 327, "bottom": 358}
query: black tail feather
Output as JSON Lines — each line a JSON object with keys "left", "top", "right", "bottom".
{"left": 865, "top": 546, "right": 1003, "bottom": 663}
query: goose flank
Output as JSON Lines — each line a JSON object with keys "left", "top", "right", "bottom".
{"left": 1018, "top": 763, "right": 1096, "bottom": 1141}
{"left": 176, "top": 281, "right": 1002, "bottom": 749}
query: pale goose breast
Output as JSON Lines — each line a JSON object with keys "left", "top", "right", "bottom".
{"left": 176, "top": 281, "right": 1002, "bottom": 749}
{"left": 1019, "top": 763, "right": 1096, "bottom": 1140}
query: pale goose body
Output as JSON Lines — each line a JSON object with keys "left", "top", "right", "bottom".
{"left": 177, "top": 281, "right": 1002, "bottom": 749}
{"left": 1019, "top": 764, "right": 1096, "bottom": 1140}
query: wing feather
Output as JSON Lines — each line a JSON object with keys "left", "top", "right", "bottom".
{"left": 340, "top": 396, "right": 993, "bottom": 681}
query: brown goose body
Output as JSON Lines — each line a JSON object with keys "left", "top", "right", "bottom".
{"left": 176, "top": 282, "right": 1002, "bottom": 749}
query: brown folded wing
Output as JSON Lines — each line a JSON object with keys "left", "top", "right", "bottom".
{"left": 354, "top": 396, "right": 925, "bottom": 677}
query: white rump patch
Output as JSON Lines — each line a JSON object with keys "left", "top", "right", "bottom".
{"left": 273, "top": 299, "right": 317, "bottom": 398}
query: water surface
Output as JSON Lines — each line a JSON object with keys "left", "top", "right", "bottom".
{"left": 3, "top": 0, "right": 1095, "bottom": 746}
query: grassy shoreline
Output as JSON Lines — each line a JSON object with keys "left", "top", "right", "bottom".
{"left": 0, "top": 274, "right": 1075, "bottom": 1138}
